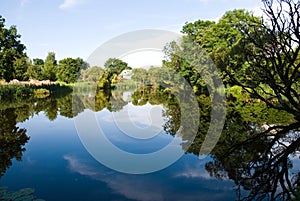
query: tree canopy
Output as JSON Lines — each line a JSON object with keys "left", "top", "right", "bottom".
{"left": 164, "top": 0, "right": 300, "bottom": 121}
{"left": 41, "top": 52, "right": 57, "bottom": 81}
{"left": 97, "top": 58, "right": 130, "bottom": 90}
{"left": 0, "top": 15, "right": 27, "bottom": 81}
{"left": 81, "top": 66, "right": 104, "bottom": 82}
{"left": 104, "top": 58, "right": 130, "bottom": 74}
{"left": 229, "top": 0, "right": 300, "bottom": 121}
{"left": 57, "top": 57, "right": 89, "bottom": 83}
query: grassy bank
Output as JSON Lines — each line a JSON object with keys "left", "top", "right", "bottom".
{"left": 0, "top": 83, "right": 73, "bottom": 101}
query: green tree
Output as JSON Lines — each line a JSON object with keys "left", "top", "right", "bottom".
{"left": 13, "top": 56, "right": 30, "bottom": 81}
{"left": 175, "top": 1, "right": 300, "bottom": 121}
{"left": 227, "top": 0, "right": 300, "bottom": 121}
{"left": 81, "top": 66, "right": 104, "bottom": 82}
{"left": 170, "top": 10, "right": 261, "bottom": 88}
{"left": 163, "top": 40, "right": 209, "bottom": 94}
{"left": 132, "top": 68, "right": 147, "bottom": 85}
{"left": 42, "top": 52, "right": 57, "bottom": 81}
{"left": 33, "top": 58, "right": 44, "bottom": 66}
{"left": 26, "top": 58, "right": 44, "bottom": 80}
{"left": 57, "top": 57, "right": 87, "bottom": 83}
{"left": 104, "top": 58, "right": 129, "bottom": 75}
{"left": 0, "top": 15, "right": 27, "bottom": 81}
{"left": 98, "top": 58, "right": 130, "bottom": 90}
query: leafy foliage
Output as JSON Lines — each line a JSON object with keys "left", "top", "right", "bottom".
{"left": 229, "top": 0, "right": 300, "bottom": 121}
{"left": 41, "top": 52, "right": 57, "bottom": 81}
{"left": 13, "top": 56, "right": 30, "bottom": 81}
{"left": 97, "top": 58, "right": 130, "bottom": 90}
{"left": 26, "top": 58, "right": 44, "bottom": 80}
{"left": 104, "top": 58, "right": 130, "bottom": 74}
{"left": 0, "top": 15, "right": 27, "bottom": 81}
{"left": 57, "top": 57, "right": 88, "bottom": 83}
{"left": 81, "top": 66, "right": 104, "bottom": 82}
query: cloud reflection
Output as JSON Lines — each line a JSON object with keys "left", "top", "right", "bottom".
{"left": 63, "top": 155, "right": 235, "bottom": 201}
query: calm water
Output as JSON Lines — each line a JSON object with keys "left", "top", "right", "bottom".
{"left": 0, "top": 88, "right": 299, "bottom": 201}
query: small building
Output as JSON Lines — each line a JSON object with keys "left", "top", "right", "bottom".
{"left": 120, "top": 69, "right": 133, "bottom": 80}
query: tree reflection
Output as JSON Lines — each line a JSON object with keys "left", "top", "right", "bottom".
{"left": 162, "top": 92, "right": 300, "bottom": 200}
{"left": 0, "top": 90, "right": 80, "bottom": 178}
{"left": 1, "top": 84, "right": 299, "bottom": 200}
{"left": 0, "top": 108, "right": 29, "bottom": 177}
{"left": 206, "top": 123, "right": 300, "bottom": 200}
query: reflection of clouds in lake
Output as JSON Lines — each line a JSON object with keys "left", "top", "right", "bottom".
{"left": 124, "top": 103, "right": 164, "bottom": 128}
{"left": 64, "top": 154, "right": 164, "bottom": 201}
{"left": 64, "top": 155, "right": 99, "bottom": 177}
{"left": 96, "top": 103, "right": 164, "bottom": 127}
{"left": 291, "top": 156, "right": 300, "bottom": 174}
{"left": 25, "top": 156, "right": 36, "bottom": 166}
{"left": 174, "top": 166, "right": 213, "bottom": 180}
{"left": 173, "top": 157, "right": 222, "bottom": 180}
{"left": 63, "top": 155, "right": 235, "bottom": 201}
{"left": 96, "top": 109, "right": 113, "bottom": 123}
{"left": 113, "top": 103, "right": 164, "bottom": 139}
{"left": 96, "top": 103, "right": 165, "bottom": 140}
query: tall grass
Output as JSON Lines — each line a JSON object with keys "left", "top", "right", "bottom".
{"left": 0, "top": 84, "right": 73, "bottom": 101}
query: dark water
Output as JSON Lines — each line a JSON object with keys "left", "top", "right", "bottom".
{"left": 0, "top": 87, "right": 299, "bottom": 201}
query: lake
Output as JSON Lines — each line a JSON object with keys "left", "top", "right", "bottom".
{"left": 0, "top": 86, "right": 299, "bottom": 201}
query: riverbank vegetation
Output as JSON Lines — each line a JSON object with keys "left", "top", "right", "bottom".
{"left": 0, "top": 83, "right": 72, "bottom": 101}
{"left": 161, "top": 0, "right": 300, "bottom": 122}
{"left": 0, "top": 0, "right": 300, "bottom": 199}
{"left": 1, "top": 0, "right": 298, "bottom": 120}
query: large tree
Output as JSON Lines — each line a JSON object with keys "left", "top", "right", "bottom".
{"left": 13, "top": 56, "right": 30, "bottom": 81}
{"left": 104, "top": 58, "right": 130, "bottom": 75}
{"left": 41, "top": 52, "right": 57, "bottom": 81}
{"left": 98, "top": 58, "right": 130, "bottom": 89}
{"left": 165, "top": 1, "right": 300, "bottom": 121}
{"left": 0, "top": 15, "right": 27, "bottom": 81}
{"left": 81, "top": 66, "right": 104, "bottom": 82}
{"left": 57, "top": 57, "right": 88, "bottom": 83}
{"left": 132, "top": 68, "right": 148, "bottom": 85}
{"left": 26, "top": 58, "right": 44, "bottom": 80}
{"left": 229, "top": 0, "right": 300, "bottom": 121}
{"left": 168, "top": 9, "right": 261, "bottom": 89}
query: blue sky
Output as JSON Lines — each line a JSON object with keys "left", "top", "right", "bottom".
{"left": 1, "top": 0, "right": 263, "bottom": 62}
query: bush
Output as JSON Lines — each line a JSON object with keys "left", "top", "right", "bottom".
{"left": 33, "top": 88, "right": 50, "bottom": 98}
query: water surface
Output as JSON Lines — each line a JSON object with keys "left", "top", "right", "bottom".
{"left": 0, "top": 88, "right": 299, "bottom": 200}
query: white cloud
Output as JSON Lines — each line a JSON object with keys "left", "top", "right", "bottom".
{"left": 59, "top": 0, "right": 83, "bottom": 9}
{"left": 20, "top": 0, "right": 29, "bottom": 6}
{"left": 120, "top": 49, "right": 164, "bottom": 69}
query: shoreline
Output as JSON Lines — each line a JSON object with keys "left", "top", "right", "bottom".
{"left": 0, "top": 79, "right": 56, "bottom": 86}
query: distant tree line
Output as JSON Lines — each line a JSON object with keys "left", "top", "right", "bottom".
{"left": 0, "top": 15, "right": 97, "bottom": 84}
{"left": 1, "top": 0, "right": 299, "bottom": 121}
{"left": 97, "top": 58, "right": 131, "bottom": 90}
{"left": 26, "top": 52, "right": 90, "bottom": 83}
